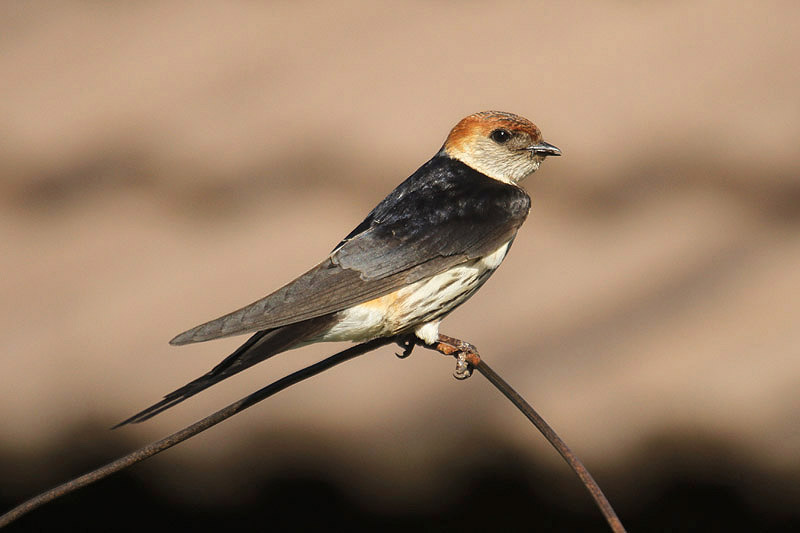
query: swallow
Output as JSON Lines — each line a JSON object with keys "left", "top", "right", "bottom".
{"left": 116, "top": 111, "right": 560, "bottom": 427}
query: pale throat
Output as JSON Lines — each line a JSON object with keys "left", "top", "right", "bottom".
{"left": 449, "top": 143, "right": 539, "bottom": 184}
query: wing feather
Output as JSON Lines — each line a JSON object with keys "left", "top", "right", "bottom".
{"left": 171, "top": 156, "right": 530, "bottom": 345}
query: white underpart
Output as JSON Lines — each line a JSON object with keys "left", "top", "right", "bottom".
{"left": 318, "top": 242, "right": 511, "bottom": 344}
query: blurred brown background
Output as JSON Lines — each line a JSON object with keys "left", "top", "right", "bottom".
{"left": 2, "top": 1, "right": 799, "bottom": 530}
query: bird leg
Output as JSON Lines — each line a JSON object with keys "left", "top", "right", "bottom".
{"left": 432, "top": 333, "right": 481, "bottom": 380}
{"left": 395, "top": 333, "right": 480, "bottom": 380}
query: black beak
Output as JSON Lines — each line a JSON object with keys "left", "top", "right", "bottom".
{"left": 527, "top": 141, "right": 561, "bottom": 157}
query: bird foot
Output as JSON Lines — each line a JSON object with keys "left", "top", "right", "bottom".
{"left": 432, "top": 334, "right": 480, "bottom": 380}
{"left": 453, "top": 352, "right": 472, "bottom": 380}
{"left": 395, "top": 336, "right": 416, "bottom": 359}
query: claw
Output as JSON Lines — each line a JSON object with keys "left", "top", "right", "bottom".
{"left": 453, "top": 352, "right": 472, "bottom": 380}
{"left": 395, "top": 337, "right": 415, "bottom": 359}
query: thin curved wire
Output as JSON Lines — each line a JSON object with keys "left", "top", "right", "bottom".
{"left": 0, "top": 337, "right": 626, "bottom": 532}
{"left": 471, "top": 357, "right": 626, "bottom": 533}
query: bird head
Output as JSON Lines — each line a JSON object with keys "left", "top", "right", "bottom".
{"left": 443, "top": 111, "right": 561, "bottom": 184}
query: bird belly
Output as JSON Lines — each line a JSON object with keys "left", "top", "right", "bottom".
{"left": 318, "top": 242, "right": 510, "bottom": 344}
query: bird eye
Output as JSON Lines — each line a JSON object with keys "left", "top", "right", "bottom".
{"left": 490, "top": 129, "right": 512, "bottom": 144}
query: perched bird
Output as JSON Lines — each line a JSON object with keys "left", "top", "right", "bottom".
{"left": 117, "top": 111, "right": 560, "bottom": 426}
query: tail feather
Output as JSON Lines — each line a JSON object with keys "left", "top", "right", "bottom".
{"left": 114, "top": 315, "right": 336, "bottom": 428}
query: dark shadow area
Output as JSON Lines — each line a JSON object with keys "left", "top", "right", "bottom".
{"left": 2, "top": 425, "right": 798, "bottom": 532}
{"left": 10, "top": 146, "right": 800, "bottom": 229}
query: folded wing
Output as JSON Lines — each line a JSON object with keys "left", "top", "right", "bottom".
{"left": 171, "top": 157, "right": 531, "bottom": 345}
